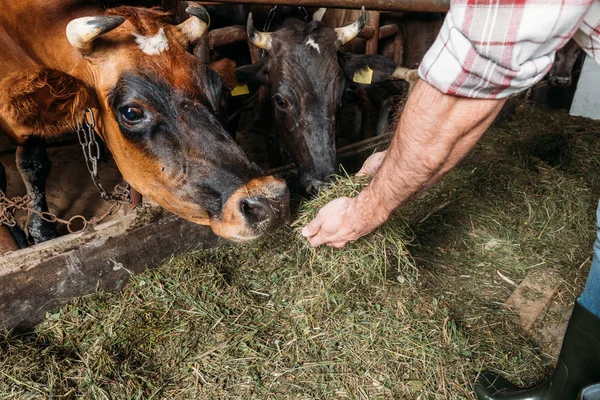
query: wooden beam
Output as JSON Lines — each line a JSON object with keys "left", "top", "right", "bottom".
{"left": 198, "top": 0, "right": 450, "bottom": 13}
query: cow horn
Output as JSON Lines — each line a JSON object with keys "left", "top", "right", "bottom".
{"left": 334, "top": 6, "right": 366, "bottom": 47}
{"left": 391, "top": 67, "right": 420, "bottom": 92}
{"left": 247, "top": 13, "right": 272, "bottom": 51}
{"left": 312, "top": 8, "right": 327, "bottom": 22}
{"left": 66, "top": 16, "right": 126, "bottom": 53}
{"left": 177, "top": 5, "right": 210, "bottom": 44}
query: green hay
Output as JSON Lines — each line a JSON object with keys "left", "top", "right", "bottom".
{"left": 1, "top": 105, "right": 599, "bottom": 399}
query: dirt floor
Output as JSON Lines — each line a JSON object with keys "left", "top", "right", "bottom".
{"left": 0, "top": 104, "right": 599, "bottom": 399}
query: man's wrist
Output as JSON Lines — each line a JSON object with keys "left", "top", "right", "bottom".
{"left": 353, "top": 186, "right": 392, "bottom": 228}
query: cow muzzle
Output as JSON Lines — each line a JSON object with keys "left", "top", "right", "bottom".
{"left": 548, "top": 75, "right": 572, "bottom": 88}
{"left": 210, "top": 176, "right": 290, "bottom": 242}
{"left": 299, "top": 168, "right": 337, "bottom": 196}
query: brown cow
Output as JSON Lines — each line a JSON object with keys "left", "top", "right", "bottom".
{"left": 0, "top": 1, "right": 289, "bottom": 243}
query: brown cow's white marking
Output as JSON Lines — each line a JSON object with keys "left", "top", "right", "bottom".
{"left": 134, "top": 28, "right": 169, "bottom": 55}
{"left": 306, "top": 37, "right": 320, "bottom": 53}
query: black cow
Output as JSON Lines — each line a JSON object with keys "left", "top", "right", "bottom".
{"left": 238, "top": 7, "right": 399, "bottom": 194}
{"left": 548, "top": 39, "right": 582, "bottom": 88}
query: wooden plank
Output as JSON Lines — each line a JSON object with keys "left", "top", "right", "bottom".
{"left": 0, "top": 213, "right": 224, "bottom": 331}
{"left": 503, "top": 270, "right": 562, "bottom": 332}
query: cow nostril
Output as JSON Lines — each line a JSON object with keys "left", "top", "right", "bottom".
{"left": 549, "top": 75, "right": 572, "bottom": 88}
{"left": 240, "top": 197, "right": 272, "bottom": 226}
{"left": 304, "top": 177, "right": 327, "bottom": 196}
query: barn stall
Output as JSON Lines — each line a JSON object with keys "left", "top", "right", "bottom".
{"left": 0, "top": 0, "right": 598, "bottom": 398}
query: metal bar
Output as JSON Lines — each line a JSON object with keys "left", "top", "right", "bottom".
{"left": 357, "top": 26, "right": 375, "bottom": 40}
{"left": 393, "top": 29, "right": 404, "bottom": 67}
{"left": 201, "top": 0, "right": 450, "bottom": 13}
{"left": 365, "top": 10, "right": 380, "bottom": 54}
{"left": 379, "top": 23, "right": 400, "bottom": 40}
{"left": 208, "top": 25, "right": 247, "bottom": 48}
{"left": 267, "top": 133, "right": 393, "bottom": 175}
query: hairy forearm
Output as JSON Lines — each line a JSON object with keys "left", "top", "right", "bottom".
{"left": 356, "top": 80, "right": 506, "bottom": 223}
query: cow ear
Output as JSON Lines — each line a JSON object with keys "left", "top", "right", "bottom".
{"left": 236, "top": 59, "right": 269, "bottom": 87}
{"left": 0, "top": 69, "right": 89, "bottom": 137}
{"left": 338, "top": 53, "right": 396, "bottom": 85}
{"left": 209, "top": 58, "right": 238, "bottom": 89}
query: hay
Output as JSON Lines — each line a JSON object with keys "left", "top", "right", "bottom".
{"left": 1, "top": 104, "right": 599, "bottom": 399}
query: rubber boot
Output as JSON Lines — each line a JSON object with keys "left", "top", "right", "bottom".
{"left": 579, "top": 383, "right": 600, "bottom": 400}
{"left": 474, "top": 302, "right": 600, "bottom": 400}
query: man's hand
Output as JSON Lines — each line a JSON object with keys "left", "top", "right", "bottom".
{"left": 301, "top": 197, "right": 384, "bottom": 248}
{"left": 357, "top": 150, "right": 388, "bottom": 177}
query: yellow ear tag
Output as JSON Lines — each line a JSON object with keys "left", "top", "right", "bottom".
{"left": 353, "top": 66, "right": 373, "bottom": 84}
{"left": 231, "top": 83, "right": 250, "bottom": 97}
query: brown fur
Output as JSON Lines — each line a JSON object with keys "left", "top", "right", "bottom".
{"left": 106, "top": 6, "right": 173, "bottom": 36}
{"left": 0, "top": 69, "right": 89, "bottom": 136}
{"left": 209, "top": 58, "right": 237, "bottom": 89}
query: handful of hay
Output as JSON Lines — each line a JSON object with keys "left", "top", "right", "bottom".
{"left": 290, "top": 173, "right": 416, "bottom": 285}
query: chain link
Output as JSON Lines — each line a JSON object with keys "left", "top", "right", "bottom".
{"left": 76, "top": 109, "right": 131, "bottom": 204}
{"left": 0, "top": 108, "right": 132, "bottom": 236}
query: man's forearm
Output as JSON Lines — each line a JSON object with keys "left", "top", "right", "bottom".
{"left": 356, "top": 80, "right": 506, "bottom": 222}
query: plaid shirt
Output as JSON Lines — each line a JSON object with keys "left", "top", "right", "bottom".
{"left": 419, "top": 0, "right": 600, "bottom": 98}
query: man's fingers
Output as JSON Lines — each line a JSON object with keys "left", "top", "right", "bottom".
{"left": 357, "top": 151, "right": 387, "bottom": 177}
{"left": 301, "top": 213, "right": 324, "bottom": 238}
{"left": 307, "top": 232, "right": 326, "bottom": 248}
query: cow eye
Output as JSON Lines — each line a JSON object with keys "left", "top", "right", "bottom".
{"left": 273, "top": 94, "right": 287, "bottom": 109}
{"left": 119, "top": 106, "right": 145, "bottom": 123}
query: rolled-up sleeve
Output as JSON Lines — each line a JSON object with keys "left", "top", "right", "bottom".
{"left": 419, "top": 0, "right": 595, "bottom": 99}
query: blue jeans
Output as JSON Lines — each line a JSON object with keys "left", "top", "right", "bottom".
{"left": 578, "top": 200, "right": 600, "bottom": 318}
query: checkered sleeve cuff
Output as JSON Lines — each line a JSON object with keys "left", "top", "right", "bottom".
{"left": 418, "top": 0, "right": 595, "bottom": 99}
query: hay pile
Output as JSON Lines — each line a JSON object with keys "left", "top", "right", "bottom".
{"left": 1, "top": 105, "right": 599, "bottom": 399}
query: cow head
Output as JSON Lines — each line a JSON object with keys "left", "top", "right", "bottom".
{"left": 239, "top": 7, "right": 395, "bottom": 194}
{"left": 548, "top": 39, "right": 581, "bottom": 88}
{"left": 0, "top": 6, "right": 289, "bottom": 242}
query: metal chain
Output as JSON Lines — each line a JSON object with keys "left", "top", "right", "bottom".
{"left": 263, "top": 6, "right": 309, "bottom": 32}
{"left": 76, "top": 109, "right": 131, "bottom": 204}
{"left": 263, "top": 5, "right": 278, "bottom": 32}
{"left": 0, "top": 108, "right": 132, "bottom": 235}
{"left": 0, "top": 189, "right": 122, "bottom": 234}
